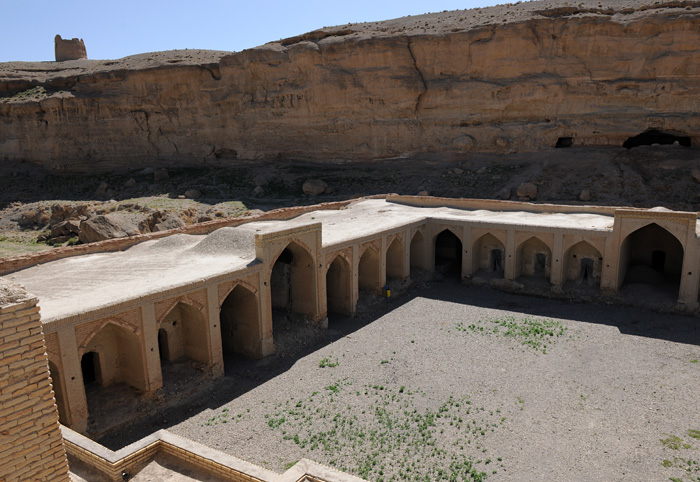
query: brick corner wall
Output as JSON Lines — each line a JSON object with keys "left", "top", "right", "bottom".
{"left": 0, "top": 279, "right": 70, "bottom": 482}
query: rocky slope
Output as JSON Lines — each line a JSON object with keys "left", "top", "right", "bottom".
{"left": 2, "top": 0, "right": 700, "bottom": 172}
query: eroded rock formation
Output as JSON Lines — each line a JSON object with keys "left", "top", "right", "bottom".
{"left": 1, "top": 1, "right": 700, "bottom": 172}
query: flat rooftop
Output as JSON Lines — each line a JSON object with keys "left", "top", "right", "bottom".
{"left": 5, "top": 199, "right": 614, "bottom": 322}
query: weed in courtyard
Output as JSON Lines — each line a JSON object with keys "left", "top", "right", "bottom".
{"left": 319, "top": 357, "right": 339, "bottom": 368}
{"left": 456, "top": 316, "right": 567, "bottom": 353}
{"left": 662, "top": 435, "right": 692, "bottom": 450}
{"left": 265, "top": 380, "right": 504, "bottom": 481}
{"left": 660, "top": 431, "right": 700, "bottom": 481}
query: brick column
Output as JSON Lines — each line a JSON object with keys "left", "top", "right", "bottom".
{"left": 0, "top": 279, "right": 70, "bottom": 482}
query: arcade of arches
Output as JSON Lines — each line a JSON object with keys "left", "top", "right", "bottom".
{"left": 39, "top": 204, "right": 700, "bottom": 434}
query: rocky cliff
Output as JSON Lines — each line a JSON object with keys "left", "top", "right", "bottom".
{"left": 2, "top": 0, "right": 700, "bottom": 173}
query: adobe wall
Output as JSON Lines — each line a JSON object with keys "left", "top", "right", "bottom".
{"left": 0, "top": 279, "right": 70, "bottom": 482}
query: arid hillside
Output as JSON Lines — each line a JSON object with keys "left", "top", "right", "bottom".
{"left": 2, "top": 0, "right": 700, "bottom": 172}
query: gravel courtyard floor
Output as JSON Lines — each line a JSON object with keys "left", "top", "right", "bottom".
{"left": 106, "top": 279, "right": 700, "bottom": 482}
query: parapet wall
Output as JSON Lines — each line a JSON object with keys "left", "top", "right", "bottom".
{"left": 0, "top": 279, "right": 70, "bottom": 482}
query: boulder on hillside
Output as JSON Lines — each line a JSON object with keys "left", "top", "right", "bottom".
{"left": 302, "top": 179, "right": 328, "bottom": 196}
{"left": 79, "top": 214, "right": 140, "bottom": 243}
{"left": 692, "top": 168, "right": 700, "bottom": 184}
{"left": 50, "top": 219, "right": 81, "bottom": 238}
{"left": 138, "top": 211, "right": 186, "bottom": 233}
{"left": 516, "top": 182, "right": 538, "bottom": 200}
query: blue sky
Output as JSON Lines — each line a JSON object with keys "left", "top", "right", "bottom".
{"left": 1, "top": 0, "right": 500, "bottom": 62}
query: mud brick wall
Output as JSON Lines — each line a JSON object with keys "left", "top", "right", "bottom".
{"left": 0, "top": 282, "right": 70, "bottom": 482}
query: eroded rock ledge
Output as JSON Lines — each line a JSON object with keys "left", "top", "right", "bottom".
{"left": 2, "top": 0, "right": 700, "bottom": 172}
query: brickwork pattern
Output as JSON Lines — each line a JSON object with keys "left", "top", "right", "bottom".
{"left": 0, "top": 295, "right": 70, "bottom": 482}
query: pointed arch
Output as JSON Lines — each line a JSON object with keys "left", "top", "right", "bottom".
{"left": 386, "top": 237, "right": 406, "bottom": 280}
{"left": 516, "top": 236, "right": 552, "bottom": 279}
{"left": 619, "top": 223, "right": 684, "bottom": 291}
{"left": 564, "top": 241, "right": 603, "bottom": 286}
{"left": 359, "top": 245, "right": 381, "bottom": 292}
{"left": 434, "top": 229, "right": 462, "bottom": 277}
{"left": 158, "top": 301, "right": 209, "bottom": 365}
{"left": 270, "top": 241, "right": 316, "bottom": 317}
{"left": 410, "top": 230, "right": 426, "bottom": 271}
{"left": 220, "top": 284, "right": 261, "bottom": 359}
{"left": 326, "top": 254, "right": 353, "bottom": 315}
{"left": 472, "top": 233, "right": 505, "bottom": 277}
{"left": 82, "top": 321, "right": 146, "bottom": 392}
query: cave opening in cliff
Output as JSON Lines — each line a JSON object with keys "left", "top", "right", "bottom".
{"left": 555, "top": 137, "right": 573, "bottom": 148}
{"left": 622, "top": 130, "right": 691, "bottom": 149}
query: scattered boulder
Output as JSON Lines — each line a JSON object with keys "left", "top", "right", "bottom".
{"left": 302, "top": 179, "right": 328, "bottom": 196}
{"left": 124, "top": 178, "right": 137, "bottom": 188}
{"left": 516, "top": 182, "right": 537, "bottom": 200}
{"left": 153, "top": 213, "right": 186, "bottom": 232}
{"left": 453, "top": 168, "right": 464, "bottom": 175}
{"left": 17, "top": 209, "right": 39, "bottom": 227}
{"left": 50, "top": 203, "right": 89, "bottom": 224}
{"left": 417, "top": 190, "right": 430, "bottom": 196}
{"left": 495, "top": 187, "right": 511, "bottom": 200}
{"left": 79, "top": 214, "right": 139, "bottom": 243}
{"left": 476, "top": 167, "right": 488, "bottom": 175}
{"left": 154, "top": 168, "right": 170, "bottom": 181}
{"left": 253, "top": 173, "right": 273, "bottom": 186}
{"left": 184, "top": 189, "right": 201, "bottom": 199}
{"left": 578, "top": 189, "right": 592, "bottom": 202}
{"left": 50, "top": 219, "right": 80, "bottom": 238}
{"left": 48, "top": 235, "right": 75, "bottom": 246}
{"left": 95, "top": 182, "right": 109, "bottom": 197}
{"left": 253, "top": 186, "right": 265, "bottom": 197}
{"left": 692, "top": 168, "right": 700, "bottom": 184}
{"left": 138, "top": 211, "right": 186, "bottom": 233}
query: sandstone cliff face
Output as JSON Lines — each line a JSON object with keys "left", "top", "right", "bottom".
{"left": 1, "top": 1, "right": 700, "bottom": 172}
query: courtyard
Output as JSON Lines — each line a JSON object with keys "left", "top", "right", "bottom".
{"left": 94, "top": 279, "right": 700, "bottom": 482}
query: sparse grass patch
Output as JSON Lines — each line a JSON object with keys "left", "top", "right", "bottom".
{"left": 265, "top": 380, "right": 504, "bottom": 481}
{"left": 662, "top": 435, "right": 692, "bottom": 450}
{"left": 319, "top": 357, "right": 339, "bottom": 368}
{"left": 660, "top": 432, "right": 700, "bottom": 481}
{"left": 456, "top": 316, "right": 567, "bottom": 353}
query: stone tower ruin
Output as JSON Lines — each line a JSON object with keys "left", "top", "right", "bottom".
{"left": 54, "top": 35, "right": 87, "bottom": 61}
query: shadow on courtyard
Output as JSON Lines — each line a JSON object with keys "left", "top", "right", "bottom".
{"left": 95, "top": 276, "right": 700, "bottom": 450}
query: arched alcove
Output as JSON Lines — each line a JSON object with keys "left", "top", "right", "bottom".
{"left": 83, "top": 322, "right": 145, "bottom": 392}
{"left": 564, "top": 241, "right": 602, "bottom": 287}
{"left": 386, "top": 238, "right": 405, "bottom": 281}
{"left": 472, "top": 233, "right": 505, "bottom": 278}
{"left": 270, "top": 242, "right": 315, "bottom": 317}
{"left": 410, "top": 231, "right": 426, "bottom": 272}
{"left": 220, "top": 284, "right": 260, "bottom": 359}
{"left": 619, "top": 223, "right": 684, "bottom": 298}
{"left": 326, "top": 255, "right": 353, "bottom": 316}
{"left": 434, "top": 229, "right": 462, "bottom": 278}
{"left": 159, "top": 302, "right": 209, "bottom": 365}
{"left": 516, "top": 237, "right": 552, "bottom": 280}
{"left": 358, "top": 246, "right": 381, "bottom": 292}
